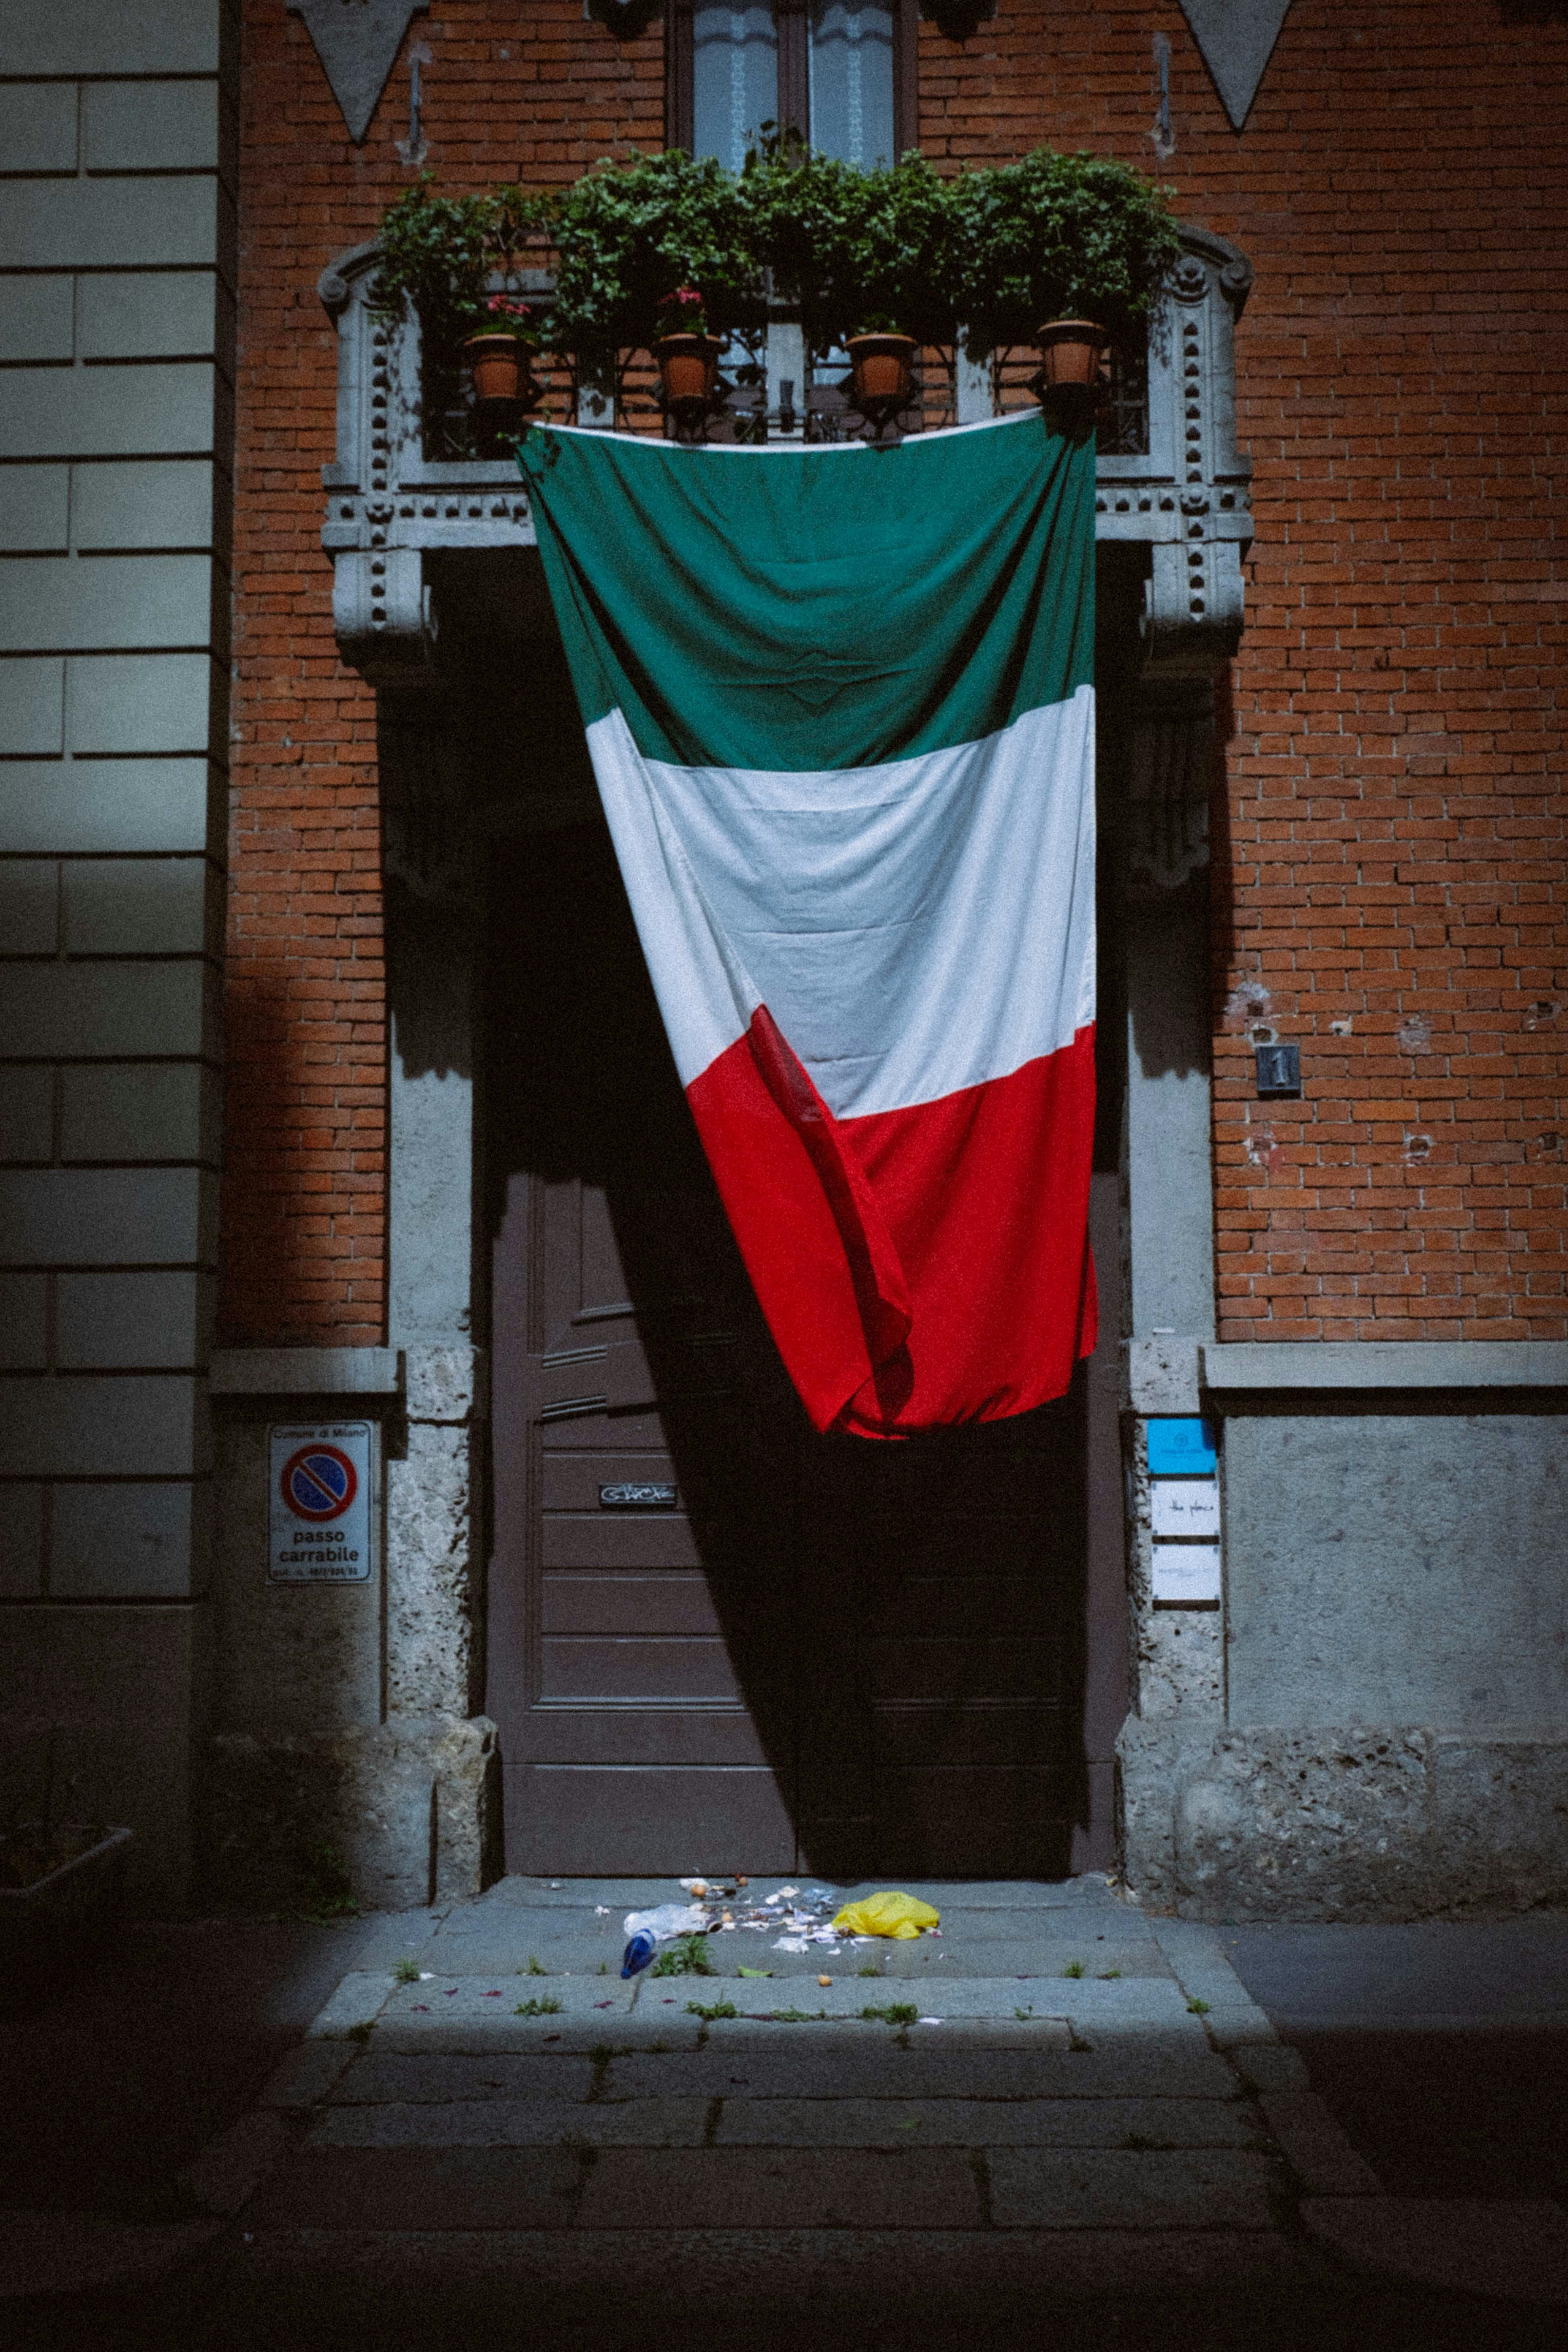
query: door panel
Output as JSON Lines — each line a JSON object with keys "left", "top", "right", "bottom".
{"left": 487, "top": 823, "right": 801, "bottom": 1876}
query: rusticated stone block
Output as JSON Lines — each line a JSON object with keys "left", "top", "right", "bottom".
{"left": 1429, "top": 1735, "right": 1568, "bottom": 1914}
{"left": 386, "top": 1423, "right": 476, "bottom": 1721}
{"left": 202, "top": 1714, "right": 500, "bottom": 1913}
{"left": 1172, "top": 1727, "right": 1436, "bottom": 1921}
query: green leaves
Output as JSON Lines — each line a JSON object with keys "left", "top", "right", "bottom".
{"left": 372, "top": 173, "right": 559, "bottom": 347}
{"left": 374, "top": 143, "right": 1181, "bottom": 374}
{"left": 951, "top": 150, "right": 1182, "bottom": 361}
{"left": 748, "top": 146, "right": 960, "bottom": 351}
{"left": 549, "top": 150, "right": 764, "bottom": 363}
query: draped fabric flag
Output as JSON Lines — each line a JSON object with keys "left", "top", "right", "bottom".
{"left": 517, "top": 409, "right": 1097, "bottom": 1439}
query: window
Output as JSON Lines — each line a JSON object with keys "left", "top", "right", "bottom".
{"left": 668, "top": 0, "right": 918, "bottom": 168}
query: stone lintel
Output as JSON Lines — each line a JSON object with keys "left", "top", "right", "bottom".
{"left": 208, "top": 1346, "right": 402, "bottom": 1398}
{"left": 1202, "top": 1341, "right": 1568, "bottom": 1394}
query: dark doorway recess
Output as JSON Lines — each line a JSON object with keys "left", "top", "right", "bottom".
{"left": 484, "top": 807, "right": 1125, "bottom": 1881}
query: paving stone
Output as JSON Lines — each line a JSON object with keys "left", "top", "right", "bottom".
{"left": 713, "top": 2095, "right": 1268, "bottom": 2149}
{"left": 1258, "top": 2091, "right": 1383, "bottom": 2195}
{"left": 1039, "top": 1977, "right": 1198, "bottom": 2024}
{"left": 381, "top": 1976, "right": 636, "bottom": 2022}
{"left": 305, "top": 1971, "right": 397, "bottom": 2040}
{"left": 1301, "top": 2195, "right": 1568, "bottom": 2307}
{"left": 327, "top": 2053, "right": 600, "bottom": 2106}
{"left": 311, "top": 2096, "right": 711, "bottom": 2150}
{"left": 257, "top": 2039, "right": 358, "bottom": 2109}
{"left": 989, "top": 2146, "right": 1283, "bottom": 2230}
{"left": 0, "top": 2211, "right": 223, "bottom": 2300}
{"left": 1204, "top": 2005, "right": 1283, "bottom": 2050}
{"left": 685, "top": 1978, "right": 1085, "bottom": 2022}
{"left": 373, "top": 2016, "right": 703, "bottom": 2059}
{"left": 1225, "top": 2042, "right": 1310, "bottom": 2093}
{"left": 231, "top": 2221, "right": 1319, "bottom": 2306}
{"left": 243, "top": 2146, "right": 586, "bottom": 2233}
{"left": 575, "top": 2144, "right": 984, "bottom": 2231}
{"left": 604, "top": 2041, "right": 1242, "bottom": 2102}
{"left": 874, "top": 1942, "right": 1173, "bottom": 1980}
{"left": 182, "top": 2109, "right": 288, "bottom": 2218}
{"left": 1147, "top": 1917, "right": 1254, "bottom": 1995}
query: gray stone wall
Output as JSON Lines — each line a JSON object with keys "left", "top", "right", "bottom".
{"left": 1117, "top": 1342, "right": 1568, "bottom": 1920}
{"left": 0, "top": 1, "right": 236, "bottom": 1907}
{"left": 206, "top": 1345, "right": 497, "bottom": 1912}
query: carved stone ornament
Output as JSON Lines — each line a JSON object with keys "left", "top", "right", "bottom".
{"left": 287, "top": 1, "right": 429, "bottom": 145}
{"left": 315, "top": 225, "right": 1253, "bottom": 696}
{"left": 920, "top": 0, "right": 998, "bottom": 39}
{"left": 585, "top": 0, "right": 664, "bottom": 37}
{"left": 1126, "top": 686, "right": 1213, "bottom": 898}
{"left": 1177, "top": 0, "right": 1295, "bottom": 132}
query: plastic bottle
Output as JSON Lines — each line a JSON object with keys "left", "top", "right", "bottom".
{"left": 621, "top": 1927, "right": 657, "bottom": 1979}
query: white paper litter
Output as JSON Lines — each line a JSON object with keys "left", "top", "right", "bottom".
{"left": 623, "top": 1902, "right": 710, "bottom": 1940}
{"left": 773, "top": 1935, "right": 809, "bottom": 1953}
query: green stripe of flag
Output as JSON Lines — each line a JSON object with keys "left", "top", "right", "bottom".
{"left": 517, "top": 412, "right": 1096, "bottom": 774}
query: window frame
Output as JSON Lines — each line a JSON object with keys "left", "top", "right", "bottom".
{"left": 666, "top": 0, "right": 920, "bottom": 162}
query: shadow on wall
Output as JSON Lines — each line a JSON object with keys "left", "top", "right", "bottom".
{"left": 217, "top": 959, "right": 385, "bottom": 1345}
{"left": 1208, "top": 658, "right": 1237, "bottom": 1023}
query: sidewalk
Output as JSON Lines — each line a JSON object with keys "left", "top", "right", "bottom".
{"left": 5, "top": 1877, "right": 1567, "bottom": 2347}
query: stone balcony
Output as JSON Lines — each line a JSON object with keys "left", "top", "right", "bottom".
{"left": 317, "top": 224, "right": 1255, "bottom": 694}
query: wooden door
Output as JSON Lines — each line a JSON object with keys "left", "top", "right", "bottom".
{"left": 485, "top": 820, "right": 1104, "bottom": 1879}
{"left": 487, "top": 823, "right": 802, "bottom": 1874}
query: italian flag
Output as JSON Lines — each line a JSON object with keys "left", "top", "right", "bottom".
{"left": 517, "top": 409, "right": 1097, "bottom": 1439}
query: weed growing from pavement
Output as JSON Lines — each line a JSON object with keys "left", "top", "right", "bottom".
{"left": 1098, "top": 1969, "right": 1122, "bottom": 1979}
{"left": 860, "top": 2003, "right": 918, "bottom": 2026}
{"left": 392, "top": 1956, "right": 420, "bottom": 1984}
{"left": 857, "top": 1965, "right": 883, "bottom": 1978}
{"left": 347, "top": 2020, "right": 375, "bottom": 2044}
{"left": 686, "top": 1997, "right": 738, "bottom": 2021}
{"left": 1014, "top": 2006, "right": 1034, "bottom": 2020}
{"left": 514, "top": 1996, "right": 562, "bottom": 2017}
{"left": 652, "top": 1933, "right": 715, "bottom": 1977}
{"left": 525, "top": 1954, "right": 547, "bottom": 1975}
{"left": 1187, "top": 1996, "right": 1211, "bottom": 2014}
{"left": 1063, "top": 1960, "right": 1086, "bottom": 1978}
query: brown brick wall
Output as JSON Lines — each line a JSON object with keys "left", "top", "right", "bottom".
{"left": 225, "top": 1, "right": 1566, "bottom": 1346}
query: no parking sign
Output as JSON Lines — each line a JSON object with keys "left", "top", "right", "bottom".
{"left": 268, "top": 1422, "right": 374, "bottom": 1582}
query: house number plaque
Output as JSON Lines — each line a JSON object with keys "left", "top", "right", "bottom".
{"left": 600, "top": 1482, "right": 679, "bottom": 1509}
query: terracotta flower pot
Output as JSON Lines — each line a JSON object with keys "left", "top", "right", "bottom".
{"left": 653, "top": 333, "right": 723, "bottom": 411}
{"left": 462, "top": 333, "right": 534, "bottom": 404}
{"left": 1035, "top": 320, "right": 1108, "bottom": 390}
{"left": 847, "top": 332, "right": 917, "bottom": 419}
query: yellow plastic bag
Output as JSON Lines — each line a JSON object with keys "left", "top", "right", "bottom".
{"left": 831, "top": 1891, "right": 940, "bottom": 1940}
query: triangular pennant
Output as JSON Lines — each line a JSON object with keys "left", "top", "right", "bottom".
{"left": 1178, "top": 0, "right": 1295, "bottom": 131}
{"left": 287, "top": 1, "right": 428, "bottom": 145}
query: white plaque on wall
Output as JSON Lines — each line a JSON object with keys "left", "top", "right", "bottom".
{"left": 1152, "top": 1542, "right": 1221, "bottom": 1608}
{"left": 1151, "top": 1478, "right": 1221, "bottom": 1539}
{"left": 268, "top": 1421, "right": 374, "bottom": 1583}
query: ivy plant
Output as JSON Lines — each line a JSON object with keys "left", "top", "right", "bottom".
{"left": 744, "top": 142, "right": 960, "bottom": 351}
{"left": 951, "top": 149, "right": 1182, "bottom": 361}
{"left": 372, "top": 175, "right": 557, "bottom": 350}
{"left": 547, "top": 149, "right": 764, "bottom": 366}
{"left": 372, "top": 143, "right": 1181, "bottom": 395}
